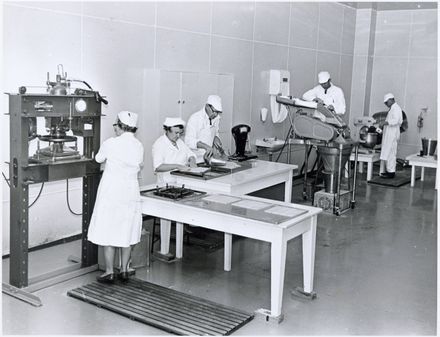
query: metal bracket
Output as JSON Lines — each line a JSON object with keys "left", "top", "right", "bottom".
{"left": 3, "top": 264, "right": 98, "bottom": 306}
{"left": 254, "top": 308, "right": 284, "bottom": 324}
{"left": 152, "top": 251, "right": 177, "bottom": 263}
{"left": 291, "top": 286, "right": 317, "bottom": 300}
{"left": 2, "top": 283, "right": 42, "bottom": 307}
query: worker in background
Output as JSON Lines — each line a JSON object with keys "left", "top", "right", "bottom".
{"left": 88, "top": 111, "right": 144, "bottom": 284}
{"left": 302, "top": 71, "right": 346, "bottom": 115}
{"left": 185, "top": 95, "right": 225, "bottom": 161}
{"left": 379, "top": 93, "right": 403, "bottom": 179}
{"left": 152, "top": 117, "right": 197, "bottom": 183}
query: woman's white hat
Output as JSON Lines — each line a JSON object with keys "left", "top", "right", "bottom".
{"left": 164, "top": 117, "right": 186, "bottom": 127}
{"left": 118, "top": 111, "right": 138, "bottom": 127}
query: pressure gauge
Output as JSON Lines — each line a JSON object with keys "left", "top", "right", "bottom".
{"left": 75, "top": 99, "right": 87, "bottom": 113}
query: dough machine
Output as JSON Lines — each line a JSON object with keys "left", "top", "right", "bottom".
{"left": 276, "top": 95, "right": 359, "bottom": 215}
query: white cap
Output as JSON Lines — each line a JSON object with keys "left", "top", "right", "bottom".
{"left": 118, "top": 111, "right": 138, "bottom": 127}
{"left": 206, "top": 95, "right": 222, "bottom": 112}
{"left": 318, "top": 71, "right": 331, "bottom": 84}
{"left": 383, "top": 93, "right": 394, "bottom": 103}
{"left": 163, "top": 117, "right": 186, "bottom": 127}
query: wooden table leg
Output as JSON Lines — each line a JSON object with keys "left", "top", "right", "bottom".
{"left": 421, "top": 167, "right": 425, "bottom": 181}
{"left": 224, "top": 233, "right": 232, "bottom": 271}
{"left": 176, "top": 222, "right": 183, "bottom": 258}
{"left": 160, "top": 219, "right": 171, "bottom": 255}
{"left": 367, "top": 162, "right": 373, "bottom": 181}
{"left": 270, "top": 235, "right": 287, "bottom": 318}
{"left": 284, "top": 171, "right": 293, "bottom": 203}
{"left": 302, "top": 216, "right": 317, "bottom": 293}
{"left": 411, "top": 165, "right": 416, "bottom": 187}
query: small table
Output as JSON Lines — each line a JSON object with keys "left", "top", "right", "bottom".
{"left": 405, "top": 154, "right": 438, "bottom": 188}
{"left": 346, "top": 151, "right": 380, "bottom": 181}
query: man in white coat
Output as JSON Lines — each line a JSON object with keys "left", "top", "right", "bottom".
{"left": 380, "top": 93, "right": 403, "bottom": 179}
{"left": 185, "top": 95, "right": 225, "bottom": 161}
{"left": 88, "top": 111, "right": 144, "bottom": 283}
{"left": 302, "top": 71, "right": 346, "bottom": 115}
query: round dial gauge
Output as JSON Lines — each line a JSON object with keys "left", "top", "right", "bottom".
{"left": 75, "top": 99, "right": 87, "bottom": 113}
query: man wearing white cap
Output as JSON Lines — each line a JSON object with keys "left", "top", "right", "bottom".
{"left": 185, "top": 95, "right": 225, "bottom": 159}
{"left": 302, "top": 71, "right": 346, "bottom": 115}
{"left": 379, "top": 93, "right": 403, "bottom": 179}
{"left": 88, "top": 111, "right": 144, "bottom": 284}
{"left": 152, "top": 117, "right": 197, "bottom": 183}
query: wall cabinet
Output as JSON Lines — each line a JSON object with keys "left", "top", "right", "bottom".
{"left": 126, "top": 69, "right": 234, "bottom": 184}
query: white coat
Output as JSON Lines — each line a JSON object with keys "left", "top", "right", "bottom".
{"left": 87, "top": 132, "right": 144, "bottom": 247}
{"left": 302, "top": 84, "right": 346, "bottom": 115}
{"left": 184, "top": 108, "right": 221, "bottom": 156}
{"left": 380, "top": 102, "right": 403, "bottom": 172}
{"left": 152, "top": 134, "right": 197, "bottom": 183}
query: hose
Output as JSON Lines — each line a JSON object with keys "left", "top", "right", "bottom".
{"left": 66, "top": 179, "right": 82, "bottom": 216}
{"left": 29, "top": 183, "right": 44, "bottom": 208}
{"left": 2, "top": 172, "right": 10, "bottom": 188}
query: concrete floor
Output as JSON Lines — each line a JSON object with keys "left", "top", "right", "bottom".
{"left": 2, "top": 168, "right": 437, "bottom": 335}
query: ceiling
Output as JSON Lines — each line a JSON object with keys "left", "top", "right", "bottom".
{"left": 341, "top": 2, "right": 438, "bottom": 10}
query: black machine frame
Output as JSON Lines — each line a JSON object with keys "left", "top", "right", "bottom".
{"left": 6, "top": 92, "right": 102, "bottom": 295}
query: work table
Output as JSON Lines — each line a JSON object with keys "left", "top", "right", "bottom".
{"left": 140, "top": 187, "right": 321, "bottom": 321}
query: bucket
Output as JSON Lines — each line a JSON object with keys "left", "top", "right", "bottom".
{"left": 130, "top": 227, "right": 151, "bottom": 268}
{"left": 421, "top": 138, "right": 437, "bottom": 156}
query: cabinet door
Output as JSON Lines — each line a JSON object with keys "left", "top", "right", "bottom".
{"left": 159, "top": 70, "right": 182, "bottom": 124}
{"left": 216, "top": 74, "right": 234, "bottom": 153}
{"left": 180, "top": 72, "right": 202, "bottom": 123}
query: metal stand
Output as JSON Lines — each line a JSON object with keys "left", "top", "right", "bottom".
{"left": 5, "top": 93, "right": 102, "bottom": 305}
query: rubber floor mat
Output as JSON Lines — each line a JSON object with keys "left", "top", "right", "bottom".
{"left": 368, "top": 169, "right": 420, "bottom": 187}
{"left": 67, "top": 277, "right": 253, "bottom": 335}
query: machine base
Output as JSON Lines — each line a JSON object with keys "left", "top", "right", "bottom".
{"left": 254, "top": 308, "right": 284, "bottom": 324}
{"left": 313, "top": 189, "right": 351, "bottom": 214}
{"left": 291, "top": 287, "right": 317, "bottom": 300}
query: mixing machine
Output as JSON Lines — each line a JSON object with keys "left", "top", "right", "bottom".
{"left": 276, "top": 95, "right": 359, "bottom": 215}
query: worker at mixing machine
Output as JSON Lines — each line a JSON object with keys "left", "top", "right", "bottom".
{"left": 87, "top": 111, "right": 144, "bottom": 284}
{"left": 379, "top": 93, "right": 403, "bottom": 179}
{"left": 302, "top": 71, "right": 346, "bottom": 115}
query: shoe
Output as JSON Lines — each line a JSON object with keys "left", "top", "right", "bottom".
{"left": 127, "top": 268, "right": 136, "bottom": 276}
{"left": 119, "top": 271, "right": 129, "bottom": 283}
{"left": 97, "top": 273, "right": 114, "bottom": 284}
{"left": 380, "top": 172, "right": 395, "bottom": 179}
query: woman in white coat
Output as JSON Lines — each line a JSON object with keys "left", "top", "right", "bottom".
{"left": 380, "top": 93, "right": 403, "bottom": 179}
{"left": 88, "top": 111, "right": 144, "bottom": 283}
{"left": 152, "top": 117, "right": 197, "bottom": 183}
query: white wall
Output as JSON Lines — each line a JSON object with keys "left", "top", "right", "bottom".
{"left": 350, "top": 7, "right": 438, "bottom": 157}
{"left": 2, "top": 1, "right": 356, "bottom": 253}
{"left": 370, "top": 9, "right": 438, "bottom": 157}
